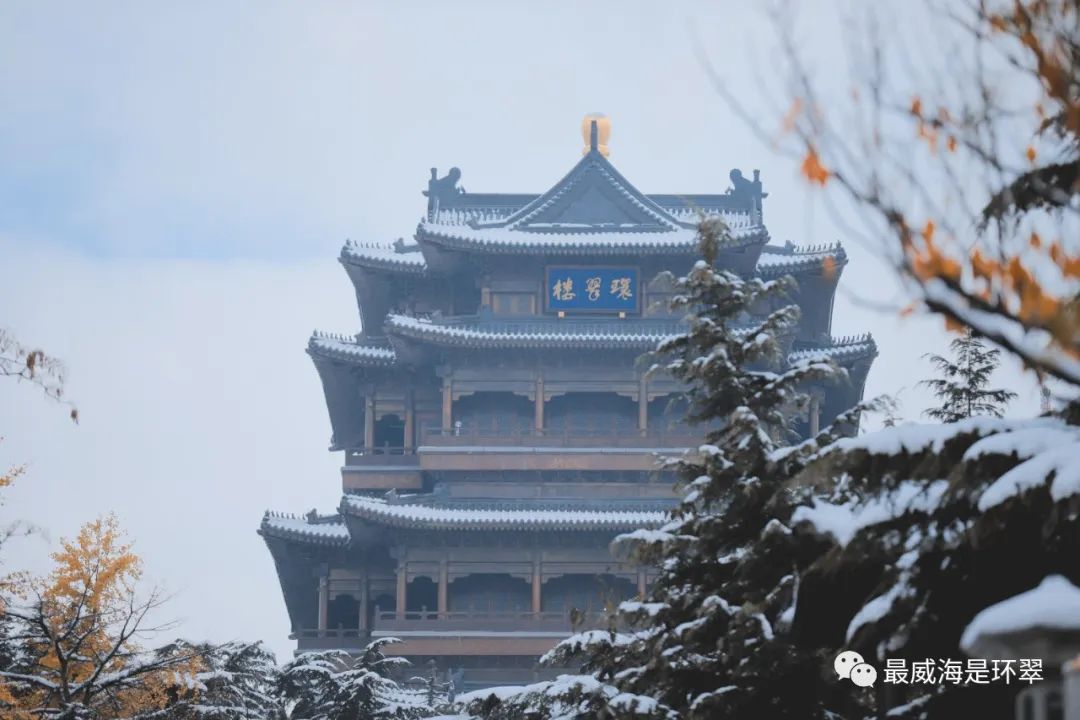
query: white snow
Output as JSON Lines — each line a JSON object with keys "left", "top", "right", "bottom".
{"left": 261, "top": 513, "right": 349, "bottom": 540}
{"left": 791, "top": 480, "right": 949, "bottom": 546}
{"left": 960, "top": 575, "right": 1080, "bottom": 652}
{"left": 418, "top": 219, "right": 763, "bottom": 252}
{"left": 341, "top": 240, "right": 427, "bottom": 268}
{"left": 978, "top": 441, "right": 1080, "bottom": 510}
{"left": 342, "top": 495, "right": 667, "bottom": 530}
{"left": 846, "top": 580, "right": 912, "bottom": 642}
{"left": 821, "top": 417, "right": 1039, "bottom": 459}
{"left": 962, "top": 423, "right": 1075, "bottom": 461}
{"left": 309, "top": 332, "right": 396, "bottom": 362}
{"left": 385, "top": 313, "right": 681, "bottom": 347}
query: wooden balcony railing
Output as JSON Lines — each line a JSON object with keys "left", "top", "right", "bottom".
{"left": 422, "top": 427, "right": 698, "bottom": 449}
{"left": 371, "top": 609, "right": 603, "bottom": 633}
{"left": 344, "top": 447, "right": 418, "bottom": 467}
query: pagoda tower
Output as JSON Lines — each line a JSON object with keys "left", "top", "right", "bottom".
{"left": 259, "top": 117, "right": 877, "bottom": 690}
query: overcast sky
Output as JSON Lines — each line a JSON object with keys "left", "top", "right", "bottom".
{"left": 0, "top": 1, "right": 1041, "bottom": 662}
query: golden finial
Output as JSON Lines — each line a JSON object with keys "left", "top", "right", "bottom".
{"left": 582, "top": 113, "right": 611, "bottom": 157}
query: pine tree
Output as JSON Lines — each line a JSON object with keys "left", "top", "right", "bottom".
{"left": 919, "top": 328, "right": 1017, "bottom": 422}
{"left": 277, "top": 640, "right": 436, "bottom": 720}
{"left": 155, "top": 640, "right": 282, "bottom": 720}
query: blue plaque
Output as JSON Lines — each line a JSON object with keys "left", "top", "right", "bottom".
{"left": 545, "top": 266, "right": 639, "bottom": 314}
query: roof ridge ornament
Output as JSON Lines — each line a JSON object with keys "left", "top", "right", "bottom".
{"left": 582, "top": 113, "right": 610, "bottom": 157}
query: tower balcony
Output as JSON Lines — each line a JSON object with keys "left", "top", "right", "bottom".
{"left": 342, "top": 447, "right": 422, "bottom": 491}
{"left": 291, "top": 609, "right": 606, "bottom": 657}
{"left": 416, "top": 426, "right": 697, "bottom": 472}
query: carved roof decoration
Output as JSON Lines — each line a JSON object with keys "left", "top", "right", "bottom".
{"left": 413, "top": 150, "right": 769, "bottom": 255}
{"left": 340, "top": 239, "right": 428, "bottom": 275}
{"left": 790, "top": 334, "right": 878, "bottom": 364}
{"left": 259, "top": 511, "right": 350, "bottom": 547}
{"left": 308, "top": 332, "right": 396, "bottom": 366}
{"left": 756, "top": 241, "right": 848, "bottom": 277}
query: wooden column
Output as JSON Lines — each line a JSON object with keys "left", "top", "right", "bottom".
{"left": 637, "top": 569, "right": 647, "bottom": 599}
{"left": 531, "top": 558, "right": 542, "bottom": 614}
{"left": 395, "top": 563, "right": 407, "bottom": 620}
{"left": 534, "top": 376, "right": 545, "bottom": 435}
{"left": 438, "top": 559, "right": 449, "bottom": 616}
{"left": 317, "top": 575, "right": 329, "bottom": 631}
{"left": 363, "top": 395, "right": 375, "bottom": 449}
{"left": 403, "top": 392, "right": 415, "bottom": 450}
{"left": 358, "top": 575, "right": 369, "bottom": 632}
{"left": 809, "top": 395, "right": 821, "bottom": 436}
{"left": 441, "top": 378, "right": 453, "bottom": 431}
{"left": 637, "top": 378, "right": 649, "bottom": 436}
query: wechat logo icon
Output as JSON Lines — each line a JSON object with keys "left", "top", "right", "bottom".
{"left": 834, "top": 650, "right": 877, "bottom": 688}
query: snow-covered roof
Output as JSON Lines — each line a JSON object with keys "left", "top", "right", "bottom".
{"left": 416, "top": 220, "right": 765, "bottom": 255}
{"left": 385, "top": 313, "right": 683, "bottom": 350}
{"left": 755, "top": 242, "right": 847, "bottom": 277}
{"left": 961, "top": 575, "right": 1080, "bottom": 653}
{"left": 789, "top": 335, "right": 877, "bottom": 365}
{"left": 340, "top": 239, "right": 427, "bottom": 274}
{"left": 259, "top": 512, "right": 350, "bottom": 547}
{"left": 308, "top": 332, "right": 396, "bottom": 366}
{"left": 341, "top": 494, "right": 668, "bottom": 531}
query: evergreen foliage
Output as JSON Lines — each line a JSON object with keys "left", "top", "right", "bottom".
{"left": 277, "top": 640, "right": 437, "bottom": 720}
{"left": 919, "top": 329, "right": 1017, "bottom": 422}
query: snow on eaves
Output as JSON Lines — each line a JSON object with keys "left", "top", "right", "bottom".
{"left": 259, "top": 512, "right": 350, "bottom": 547}
{"left": 340, "top": 239, "right": 427, "bottom": 274}
{"left": 340, "top": 494, "right": 667, "bottom": 532}
{"left": 416, "top": 219, "right": 765, "bottom": 255}
{"left": 960, "top": 575, "right": 1080, "bottom": 653}
{"left": 308, "top": 332, "right": 396, "bottom": 366}
{"left": 755, "top": 242, "right": 847, "bottom": 277}
{"left": 385, "top": 313, "right": 682, "bottom": 349}
{"left": 789, "top": 335, "right": 876, "bottom": 365}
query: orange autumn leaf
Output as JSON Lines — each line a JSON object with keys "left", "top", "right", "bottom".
{"left": 822, "top": 255, "right": 838, "bottom": 280}
{"left": 1064, "top": 255, "right": 1080, "bottom": 278}
{"left": 800, "top": 147, "right": 830, "bottom": 186}
{"left": 922, "top": 219, "right": 936, "bottom": 243}
{"left": 947, "top": 136, "right": 958, "bottom": 153}
{"left": 910, "top": 96, "right": 923, "bottom": 116}
{"left": 781, "top": 98, "right": 803, "bottom": 134}
{"left": 1030, "top": 232, "right": 1042, "bottom": 249}
{"left": 970, "top": 248, "right": 999, "bottom": 280}
{"left": 944, "top": 315, "right": 966, "bottom": 333}
{"left": 1026, "top": 145, "right": 1037, "bottom": 164}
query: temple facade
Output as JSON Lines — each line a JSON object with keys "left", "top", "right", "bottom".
{"left": 259, "top": 116, "right": 877, "bottom": 690}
